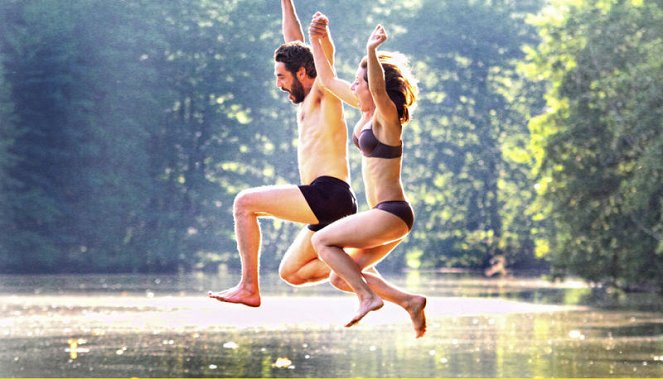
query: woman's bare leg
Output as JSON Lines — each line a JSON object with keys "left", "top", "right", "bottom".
{"left": 324, "top": 242, "right": 426, "bottom": 337}
{"left": 311, "top": 209, "right": 409, "bottom": 326}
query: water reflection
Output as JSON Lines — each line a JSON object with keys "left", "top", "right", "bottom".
{"left": 0, "top": 272, "right": 662, "bottom": 377}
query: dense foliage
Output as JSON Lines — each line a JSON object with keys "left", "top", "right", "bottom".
{"left": 524, "top": 0, "right": 663, "bottom": 290}
{"left": 0, "top": 0, "right": 660, "bottom": 291}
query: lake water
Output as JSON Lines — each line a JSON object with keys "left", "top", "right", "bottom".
{"left": 1, "top": 271, "right": 662, "bottom": 377}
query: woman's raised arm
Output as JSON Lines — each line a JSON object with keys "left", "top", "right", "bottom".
{"left": 309, "top": 13, "right": 359, "bottom": 108}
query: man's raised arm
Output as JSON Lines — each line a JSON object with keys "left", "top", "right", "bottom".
{"left": 281, "top": 0, "right": 304, "bottom": 42}
{"left": 281, "top": 1, "right": 335, "bottom": 64}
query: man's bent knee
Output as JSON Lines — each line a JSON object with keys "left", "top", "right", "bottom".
{"left": 279, "top": 266, "right": 306, "bottom": 286}
{"left": 233, "top": 189, "right": 259, "bottom": 216}
{"left": 279, "top": 259, "right": 330, "bottom": 286}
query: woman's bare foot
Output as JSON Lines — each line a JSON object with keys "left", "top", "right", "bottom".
{"left": 405, "top": 295, "right": 427, "bottom": 338}
{"left": 345, "top": 295, "right": 384, "bottom": 327}
{"left": 208, "top": 286, "right": 261, "bottom": 307}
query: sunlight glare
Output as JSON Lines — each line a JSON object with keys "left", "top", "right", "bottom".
{"left": 223, "top": 341, "right": 239, "bottom": 349}
{"left": 272, "top": 357, "right": 294, "bottom": 369}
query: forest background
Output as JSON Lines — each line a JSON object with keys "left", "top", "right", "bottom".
{"left": 0, "top": 0, "right": 661, "bottom": 292}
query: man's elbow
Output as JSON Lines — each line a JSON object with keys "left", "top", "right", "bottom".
{"left": 282, "top": 28, "right": 305, "bottom": 43}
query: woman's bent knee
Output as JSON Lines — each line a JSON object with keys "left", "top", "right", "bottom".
{"left": 310, "top": 232, "right": 329, "bottom": 260}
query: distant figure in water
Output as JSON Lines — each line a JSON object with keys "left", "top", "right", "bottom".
{"left": 308, "top": 13, "right": 427, "bottom": 337}
{"left": 484, "top": 255, "right": 508, "bottom": 278}
{"left": 208, "top": 0, "right": 357, "bottom": 307}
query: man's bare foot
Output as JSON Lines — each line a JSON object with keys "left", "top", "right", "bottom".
{"left": 208, "top": 286, "right": 261, "bottom": 307}
{"left": 405, "top": 295, "right": 427, "bottom": 338}
{"left": 345, "top": 295, "right": 384, "bottom": 327}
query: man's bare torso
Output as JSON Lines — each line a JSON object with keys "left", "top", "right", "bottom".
{"left": 296, "top": 81, "right": 350, "bottom": 185}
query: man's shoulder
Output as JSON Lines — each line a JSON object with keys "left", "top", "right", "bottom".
{"left": 303, "top": 80, "right": 324, "bottom": 104}
{"left": 314, "top": 79, "right": 343, "bottom": 106}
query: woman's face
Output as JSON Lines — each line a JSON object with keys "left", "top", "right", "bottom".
{"left": 351, "top": 66, "right": 374, "bottom": 111}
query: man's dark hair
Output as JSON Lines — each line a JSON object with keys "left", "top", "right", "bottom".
{"left": 274, "top": 41, "right": 317, "bottom": 78}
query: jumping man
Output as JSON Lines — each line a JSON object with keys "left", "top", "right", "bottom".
{"left": 208, "top": 0, "right": 356, "bottom": 306}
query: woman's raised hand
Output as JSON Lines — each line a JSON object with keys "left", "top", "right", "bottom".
{"left": 367, "top": 24, "right": 388, "bottom": 50}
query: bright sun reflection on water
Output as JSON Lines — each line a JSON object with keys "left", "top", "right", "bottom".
{"left": 0, "top": 272, "right": 662, "bottom": 378}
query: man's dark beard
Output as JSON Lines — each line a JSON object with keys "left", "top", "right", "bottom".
{"left": 289, "top": 76, "right": 305, "bottom": 104}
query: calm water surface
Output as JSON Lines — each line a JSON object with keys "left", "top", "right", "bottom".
{"left": 1, "top": 272, "right": 662, "bottom": 378}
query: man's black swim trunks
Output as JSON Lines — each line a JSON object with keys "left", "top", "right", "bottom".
{"left": 299, "top": 176, "right": 357, "bottom": 231}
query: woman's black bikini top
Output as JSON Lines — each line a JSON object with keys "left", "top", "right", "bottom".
{"left": 352, "top": 125, "right": 402, "bottom": 159}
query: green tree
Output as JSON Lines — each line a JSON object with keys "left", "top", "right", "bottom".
{"left": 525, "top": 0, "right": 663, "bottom": 290}
{"left": 0, "top": 1, "right": 79, "bottom": 271}
{"left": 0, "top": 54, "right": 21, "bottom": 268}
{"left": 1, "top": 1, "right": 165, "bottom": 272}
{"left": 397, "top": 0, "right": 545, "bottom": 270}
{"left": 139, "top": 0, "right": 296, "bottom": 271}
{"left": 61, "top": 0, "right": 164, "bottom": 272}
{"left": 0, "top": 0, "right": 556, "bottom": 276}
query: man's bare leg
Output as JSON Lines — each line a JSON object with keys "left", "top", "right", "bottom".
{"left": 207, "top": 190, "right": 263, "bottom": 307}
{"left": 209, "top": 185, "right": 318, "bottom": 307}
{"left": 279, "top": 227, "right": 330, "bottom": 286}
